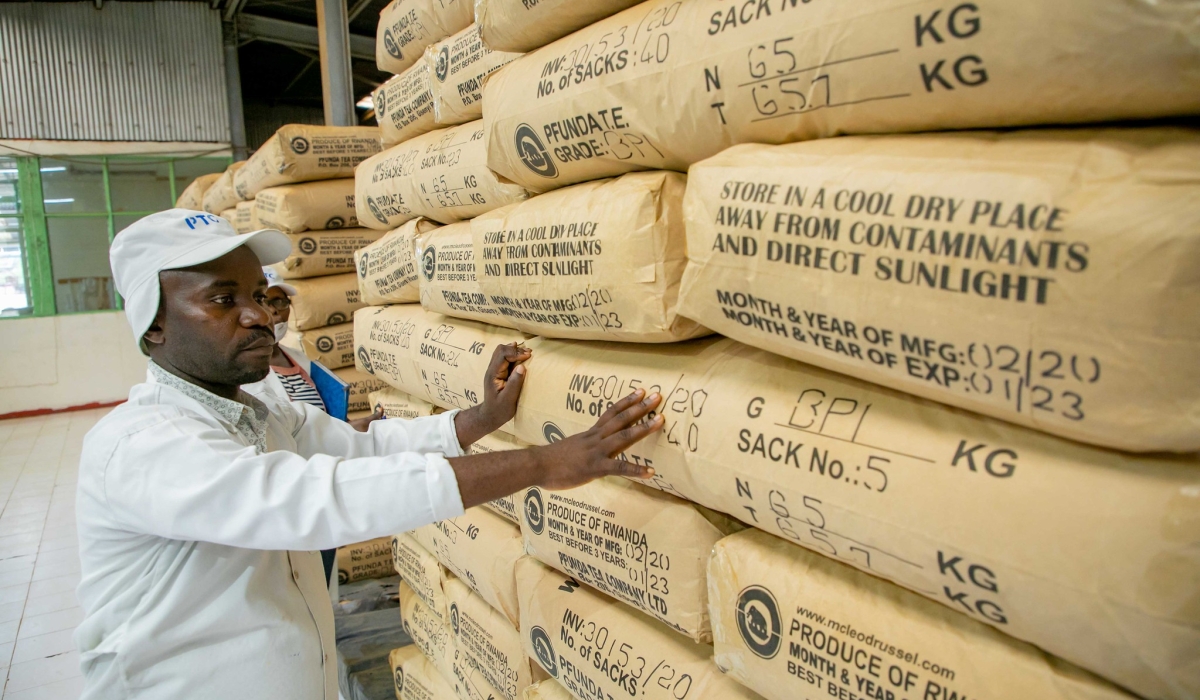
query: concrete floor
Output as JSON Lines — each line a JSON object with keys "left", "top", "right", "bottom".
{"left": 0, "top": 408, "right": 109, "bottom": 699}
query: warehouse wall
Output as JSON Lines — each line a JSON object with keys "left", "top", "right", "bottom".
{"left": 0, "top": 311, "right": 147, "bottom": 416}
{"left": 0, "top": 2, "right": 229, "bottom": 143}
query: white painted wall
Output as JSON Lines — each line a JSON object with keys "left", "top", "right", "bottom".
{"left": 0, "top": 311, "right": 147, "bottom": 414}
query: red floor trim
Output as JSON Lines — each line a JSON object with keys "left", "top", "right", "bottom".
{"left": 0, "top": 400, "right": 123, "bottom": 422}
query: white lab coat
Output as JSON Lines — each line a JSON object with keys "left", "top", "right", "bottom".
{"left": 74, "top": 366, "right": 464, "bottom": 699}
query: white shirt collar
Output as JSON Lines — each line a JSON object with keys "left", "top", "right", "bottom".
{"left": 147, "top": 360, "right": 269, "bottom": 452}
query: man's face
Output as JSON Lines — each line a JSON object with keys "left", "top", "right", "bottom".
{"left": 144, "top": 246, "right": 275, "bottom": 387}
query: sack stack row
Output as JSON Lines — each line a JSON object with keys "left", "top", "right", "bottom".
{"left": 343, "top": 1, "right": 1200, "bottom": 700}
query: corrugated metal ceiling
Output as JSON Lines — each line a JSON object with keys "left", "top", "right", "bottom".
{"left": 0, "top": 2, "right": 229, "bottom": 142}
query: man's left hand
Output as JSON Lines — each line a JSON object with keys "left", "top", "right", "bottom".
{"left": 454, "top": 342, "right": 531, "bottom": 447}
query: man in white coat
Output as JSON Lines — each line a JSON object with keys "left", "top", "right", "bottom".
{"left": 75, "top": 210, "right": 663, "bottom": 699}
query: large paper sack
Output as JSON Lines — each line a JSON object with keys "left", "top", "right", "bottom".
{"left": 201, "top": 161, "right": 246, "bottom": 214}
{"left": 679, "top": 128, "right": 1200, "bottom": 452}
{"left": 356, "top": 121, "right": 529, "bottom": 229}
{"left": 444, "top": 576, "right": 535, "bottom": 700}
{"left": 511, "top": 336, "right": 1200, "bottom": 700}
{"left": 356, "top": 218, "right": 440, "bottom": 305}
{"left": 471, "top": 172, "right": 706, "bottom": 342}
{"left": 709, "top": 529, "right": 1134, "bottom": 700}
{"left": 516, "top": 558, "right": 761, "bottom": 700}
{"left": 520, "top": 477, "right": 738, "bottom": 641}
{"left": 373, "top": 64, "right": 439, "bottom": 148}
{"left": 474, "top": 0, "right": 642, "bottom": 53}
{"left": 353, "top": 304, "right": 528, "bottom": 410}
{"left": 412, "top": 506, "right": 524, "bottom": 627}
{"left": 175, "top": 173, "right": 220, "bottom": 209}
{"left": 235, "top": 125, "right": 381, "bottom": 198}
{"left": 274, "top": 228, "right": 385, "bottom": 279}
{"left": 418, "top": 221, "right": 510, "bottom": 326}
{"left": 289, "top": 322, "right": 356, "bottom": 369}
{"left": 288, "top": 273, "right": 365, "bottom": 330}
{"left": 376, "top": 0, "right": 473, "bottom": 74}
{"left": 390, "top": 645, "right": 458, "bottom": 700}
{"left": 426, "top": 25, "right": 521, "bottom": 125}
{"left": 254, "top": 178, "right": 358, "bottom": 234}
{"left": 483, "top": 0, "right": 1200, "bottom": 193}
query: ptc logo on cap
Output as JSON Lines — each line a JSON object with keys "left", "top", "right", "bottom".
{"left": 450, "top": 603, "right": 460, "bottom": 635}
{"left": 422, "top": 246, "right": 436, "bottom": 281}
{"left": 736, "top": 585, "right": 782, "bottom": 659}
{"left": 529, "top": 626, "right": 557, "bottom": 677}
{"left": 315, "top": 336, "right": 334, "bottom": 353}
{"left": 514, "top": 124, "right": 557, "bottom": 179}
{"left": 298, "top": 237, "right": 317, "bottom": 255}
{"left": 184, "top": 213, "right": 222, "bottom": 229}
{"left": 383, "top": 29, "right": 402, "bottom": 59}
{"left": 357, "top": 346, "right": 373, "bottom": 374}
{"left": 290, "top": 136, "right": 310, "bottom": 155}
{"left": 542, "top": 421, "right": 565, "bottom": 444}
{"left": 523, "top": 488, "right": 545, "bottom": 535}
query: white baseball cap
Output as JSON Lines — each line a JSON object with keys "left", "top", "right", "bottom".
{"left": 262, "top": 266, "right": 298, "bottom": 297}
{"left": 110, "top": 208, "right": 292, "bottom": 354}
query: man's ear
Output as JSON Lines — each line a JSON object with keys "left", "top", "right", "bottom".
{"left": 143, "top": 306, "right": 167, "bottom": 349}
{"left": 142, "top": 322, "right": 165, "bottom": 349}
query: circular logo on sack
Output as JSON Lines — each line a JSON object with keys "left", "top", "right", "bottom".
{"left": 298, "top": 237, "right": 317, "bottom": 255}
{"left": 357, "top": 346, "right": 373, "bottom": 374}
{"left": 374, "top": 88, "right": 387, "bottom": 117}
{"left": 523, "top": 488, "right": 545, "bottom": 535}
{"left": 542, "top": 421, "right": 566, "bottom": 444}
{"left": 358, "top": 251, "right": 370, "bottom": 278}
{"left": 337, "top": 569, "right": 349, "bottom": 585}
{"left": 514, "top": 124, "right": 557, "bottom": 179}
{"left": 315, "top": 335, "right": 334, "bottom": 353}
{"left": 326, "top": 216, "right": 345, "bottom": 229}
{"left": 394, "top": 666, "right": 405, "bottom": 692}
{"left": 367, "top": 196, "right": 388, "bottom": 225}
{"left": 383, "top": 29, "right": 402, "bottom": 59}
{"left": 421, "top": 246, "right": 436, "bottom": 281}
{"left": 290, "top": 136, "right": 310, "bottom": 155}
{"left": 736, "top": 585, "right": 782, "bottom": 659}
{"left": 327, "top": 312, "right": 347, "bottom": 325}
{"left": 529, "top": 626, "right": 557, "bottom": 677}
{"left": 435, "top": 45, "right": 450, "bottom": 82}
{"left": 449, "top": 602, "right": 460, "bottom": 635}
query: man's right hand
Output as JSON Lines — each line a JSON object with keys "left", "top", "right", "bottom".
{"left": 448, "top": 389, "right": 664, "bottom": 509}
{"left": 533, "top": 389, "right": 664, "bottom": 490}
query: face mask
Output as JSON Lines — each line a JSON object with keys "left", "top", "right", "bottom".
{"left": 274, "top": 322, "right": 288, "bottom": 342}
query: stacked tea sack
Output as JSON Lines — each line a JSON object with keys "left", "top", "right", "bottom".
{"left": 201, "top": 159, "right": 247, "bottom": 225}
{"left": 225, "top": 124, "right": 387, "bottom": 417}
{"left": 358, "top": 2, "right": 1200, "bottom": 700}
{"left": 174, "top": 172, "right": 222, "bottom": 209}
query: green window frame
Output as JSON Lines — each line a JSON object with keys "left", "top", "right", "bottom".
{"left": 1, "top": 154, "right": 231, "bottom": 319}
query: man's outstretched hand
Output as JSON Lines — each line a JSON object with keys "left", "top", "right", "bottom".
{"left": 448, "top": 388, "right": 665, "bottom": 509}
{"left": 533, "top": 388, "right": 664, "bottom": 490}
{"left": 453, "top": 342, "right": 532, "bottom": 448}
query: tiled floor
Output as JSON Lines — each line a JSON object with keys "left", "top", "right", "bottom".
{"left": 0, "top": 408, "right": 109, "bottom": 699}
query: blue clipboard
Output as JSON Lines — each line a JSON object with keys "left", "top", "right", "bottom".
{"left": 310, "top": 360, "right": 350, "bottom": 421}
